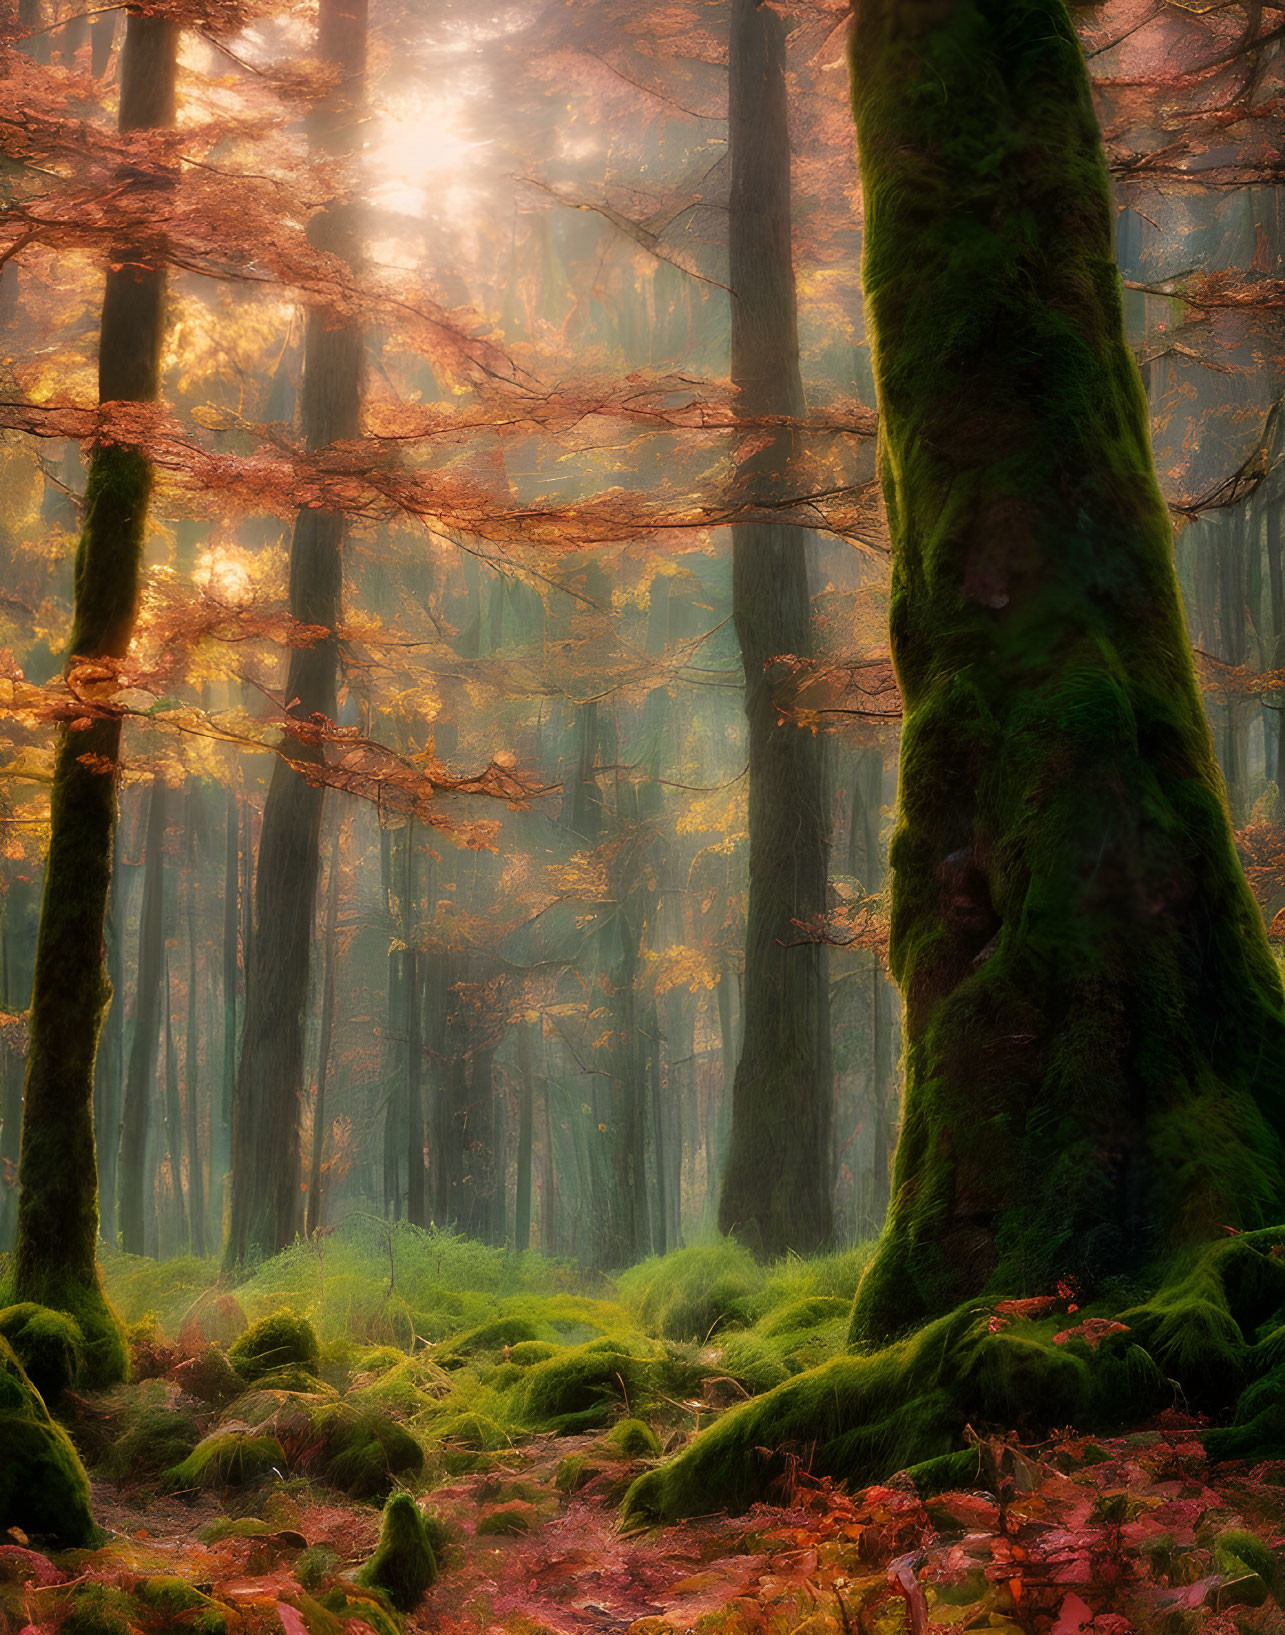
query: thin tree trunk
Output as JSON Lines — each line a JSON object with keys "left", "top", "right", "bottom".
{"left": 719, "top": 0, "right": 833, "bottom": 1258}
{"left": 11, "top": 9, "right": 175, "bottom": 1381}
{"left": 1268, "top": 499, "right": 1285, "bottom": 787}
{"left": 117, "top": 774, "right": 167, "bottom": 1256}
{"left": 225, "top": 0, "right": 366, "bottom": 1266}
{"left": 162, "top": 940, "right": 188, "bottom": 1250}
{"left": 406, "top": 828, "right": 427, "bottom": 1227}
{"left": 306, "top": 826, "right": 342, "bottom": 1236}
{"left": 212, "top": 786, "right": 238, "bottom": 1245}
{"left": 184, "top": 796, "right": 206, "bottom": 1255}
{"left": 515, "top": 1021, "right": 534, "bottom": 1252}
{"left": 94, "top": 817, "right": 125, "bottom": 1244}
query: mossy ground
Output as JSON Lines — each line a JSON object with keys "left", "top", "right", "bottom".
{"left": 0, "top": 1230, "right": 1276, "bottom": 1635}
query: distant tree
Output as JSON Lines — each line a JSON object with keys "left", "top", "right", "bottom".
{"left": 718, "top": 0, "right": 833, "bottom": 1259}
{"left": 225, "top": 0, "right": 367, "bottom": 1266}
{"left": 7, "top": 10, "right": 178, "bottom": 1384}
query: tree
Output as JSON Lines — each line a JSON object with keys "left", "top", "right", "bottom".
{"left": 622, "top": 0, "right": 1285, "bottom": 1524}
{"left": 718, "top": 0, "right": 833, "bottom": 1258}
{"left": 5, "top": 9, "right": 178, "bottom": 1383}
{"left": 224, "top": 0, "right": 367, "bottom": 1266}
{"left": 846, "top": 0, "right": 1285, "bottom": 1346}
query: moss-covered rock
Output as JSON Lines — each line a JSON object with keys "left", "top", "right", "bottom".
{"left": 165, "top": 1429, "right": 286, "bottom": 1489}
{"left": 0, "top": 1336, "right": 97, "bottom": 1544}
{"left": 174, "top": 1341, "right": 244, "bottom": 1405}
{"left": 0, "top": 1302, "right": 86, "bottom": 1400}
{"left": 61, "top": 1583, "right": 138, "bottom": 1635}
{"left": 228, "top": 1312, "right": 320, "bottom": 1382}
{"left": 99, "top": 1386, "right": 201, "bottom": 1480}
{"left": 603, "top": 1417, "right": 661, "bottom": 1459}
{"left": 356, "top": 1491, "right": 437, "bottom": 1612}
{"left": 306, "top": 1401, "right": 424, "bottom": 1498}
{"left": 436, "top": 1315, "right": 541, "bottom": 1365}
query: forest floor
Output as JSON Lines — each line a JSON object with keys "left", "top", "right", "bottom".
{"left": 3, "top": 1230, "right": 1285, "bottom": 1634}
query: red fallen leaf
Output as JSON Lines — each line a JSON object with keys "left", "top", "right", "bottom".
{"left": 988, "top": 1315, "right": 1010, "bottom": 1333}
{"left": 994, "top": 1295, "right": 1061, "bottom": 1318}
{"left": 1053, "top": 1319, "right": 1130, "bottom": 1350}
{"left": 887, "top": 1553, "right": 928, "bottom": 1635}
{"left": 276, "top": 1602, "right": 310, "bottom": 1635}
{"left": 1052, "top": 1590, "right": 1094, "bottom": 1633}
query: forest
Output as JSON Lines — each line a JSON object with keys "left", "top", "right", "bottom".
{"left": 2, "top": 0, "right": 1285, "bottom": 1629}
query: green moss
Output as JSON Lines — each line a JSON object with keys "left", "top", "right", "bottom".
{"left": 623, "top": 1302, "right": 1166, "bottom": 1523}
{"left": 844, "top": 0, "right": 1285, "bottom": 1345}
{"left": 356, "top": 1491, "right": 438, "bottom": 1613}
{"left": 165, "top": 1429, "right": 286, "bottom": 1489}
{"left": 757, "top": 1297, "right": 850, "bottom": 1340}
{"left": 295, "top": 1542, "right": 340, "bottom": 1590}
{"left": 229, "top": 1312, "right": 321, "bottom": 1382}
{"left": 0, "top": 1336, "right": 97, "bottom": 1544}
{"left": 603, "top": 1417, "right": 661, "bottom": 1458}
{"left": 317, "top": 1587, "right": 402, "bottom": 1635}
{"left": 306, "top": 1401, "right": 424, "bottom": 1498}
{"left": 476, "top": 1502, "right": 537, "bottom": 1536}
{"left": 1215, "top": 1529, "right": 1279, "bottom": 1597}
{"left": 0, "top": 1302, "right": 85, "bottom": 1400}
{"left": 436, "top": 1315, "right": 541, "bottom": 1364}
{"left": 98, "top": 1384, "right": 201, "bottom": 1479}
{"left": 0, "top": 1268, "right": 126, "bottom": 1390}
{"left": 555, "top": 1453, "right": 593, "bottom": 1494}
{"left": 718, "top": 1332, "right": 791, "bottom": 1393}
{"left": 618, "top": 1244, "right": 761, "bottom": 1341}
{"left": 137, "top": 1577, "right": 228, "bottom": 1634}
{"left": 62, "top": 1584, "right": 139, "bottom": 1635}
{"left": 507, "top": 1341, "right": 558, "bottom": 1366}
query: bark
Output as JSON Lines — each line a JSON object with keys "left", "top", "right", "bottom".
{"left": 718, "top": 0, "right": 834, "bottom": 1258}
{"left": 93, "top": 818, "right": 125, "bottom": 1244}
{"left": 117, "top": 774, "right": 166, "bottom": 1256}
{"left": 184, "top": 812, "right": 206, "bottom": 1257}
{"left": 162, "top": 941, "right": 187, "bottom": 1251}
{"left": 10, "top": 10, "right": 176, "bottom": 1381}
{"left": 405, "top": 831, "right": 427, "bottom": 1229}
{"left": 848, "top": 0, "right": 1285, "bottom": 1345}
{"left": 1268, "top": 499, "right": 1285, "bottom": 786}
{"left": 515, "top": 1021, "right": 535, "bottom": 1252}
{"left": 306, "top": 827, "right": 341, "bottom": 1237}
{"left": 225, "top": 0, "right": 365, "bottom": 1266}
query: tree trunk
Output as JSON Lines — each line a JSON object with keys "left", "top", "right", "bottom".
{"left": 94, "top": 817, "right": 125, "bottom": 1245}
{"left": 117, "top": 774, "right": 167, "bottom": 1256}
{"left": 718, "top": 0, "right": 833, "bottom": 1259}
{"left": 225, "top": 0, "right": 365, "bottom": 1266}
{"left": 848, "top": 0, "right": 1285, "bottom": 1345}
{"left": 184, "top": 806, "right": 206, "bottom": 1257}
{"left": 211, "top": 786, "right": 238, "bottom": 1244}
{"left": 162, "top": 940, "right": 188, "bottom": 1251}
{"left": 515, "top": 1021, "right": 535, "bottom": 1252}
{"left": 306, "top": 826, "right": 341, "bottom": 1237}
{"left": 8, "top": 8, "right": 176, "bottom": 1381}
{"left": 405, "top": 832, "right": 427, "bottom": 1229}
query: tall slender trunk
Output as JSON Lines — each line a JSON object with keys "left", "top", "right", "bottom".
{"left": 162, "top": 939, "right": 188, "bottom": 1250}
{"left": 541, "top": 1036, "right": 556, "bottom": 1254}
{"left": 306, "top": 826, "right": 342, "bottom": 1236}
{"left": 515, "top": 1021, "right": 534, "bottom": 1252}
{"left": 211, "top": 786, "right": 238, "bottom": 1243}
{"left": 184, "top": 808, "right": 206, "bottom": 1256}
{"left": 10, "top": 9, "right": 176, "bottom": 1381}
{"left": 405, "top": 828, "right": 427, "bottom": 1227}
{"left": 718, "top": 0, "right": 833, "bottom": 1258}
{"left": 117, "top": 774, "right": 167, "bottom": 1256}
{"left": 1267, "top": 499, "right": 1285, "bottom": 787}
{"left": 225, "top": 0, "right": 366, "bottom": 1266}
{"left": 94, "top": 817, "right": 125, "bottom": 1243}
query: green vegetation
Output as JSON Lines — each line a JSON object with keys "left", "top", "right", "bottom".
{"left": 228, "top": 1311, "right": 321, "bottom": 1381}
{"left": 0, "top": 1300, "right": 85, "bottom": 1400}
{"left": 0, "top": 1334, "right": 98, "bottom": 1545}
{"left": 357, "top": 1492, "right": 438, "bottom": 1612}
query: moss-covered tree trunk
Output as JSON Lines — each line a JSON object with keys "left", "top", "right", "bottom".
{"left": 718, "top": 0, "right": 833, "bottom": 1259}
{"left": 9, "top": 10, "right": 177, "bottom": 1382}
{"left": 224, "top": 0, "right": 365, "bottom": 1266}
{"left": 848, "top": 0, "right": 1285, "bottom": 1345}
{"left": 305, "top": 827, "right": 341, "bottom": 1237}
